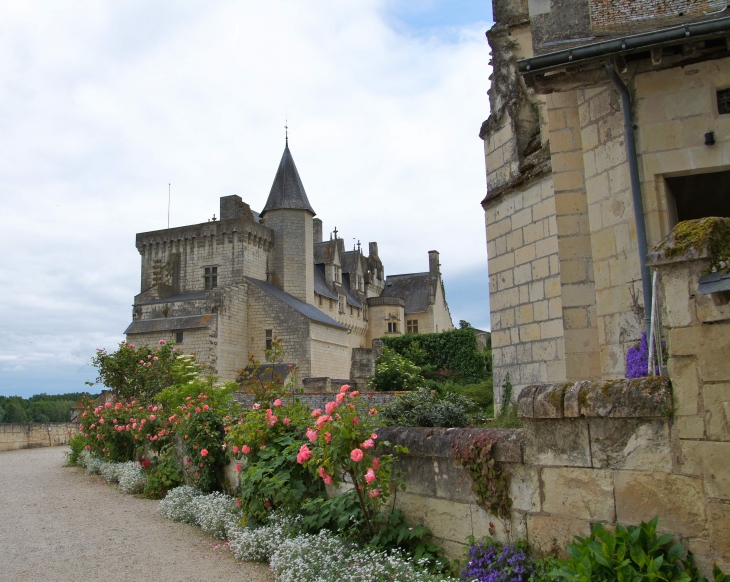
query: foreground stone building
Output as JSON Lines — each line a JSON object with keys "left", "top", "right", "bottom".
{"left": 124, "top": 142, "right": 453, "bottom": 381}
{"left": 475, "top": 0, "right": 730, "bottom": 570}
{"left": 482, "top": 0, "right": 730, "bottom": 399}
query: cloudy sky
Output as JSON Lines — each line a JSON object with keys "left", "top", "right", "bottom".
{"left": 0, "top": 0, "right": 494, "bottom": 398}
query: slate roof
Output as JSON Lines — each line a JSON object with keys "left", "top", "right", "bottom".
{"left": 124, "top": 314, "right": 215, "bottom": 334}
{"left": 245, "top": 277, "right": 346, "bottom": 329}
{"left": 380, "top": 272, "right": 432, "bottom": 314}
{"left": 341, "top": 273, "right": 363, "bottom": 308}
{"left": 314, "top": 264, "right": 338, "bottom": 300}
{"left": 314, "top": 241, "right": 334, "bottom": 264}
{"left": 340, "top": 250, "right": 361, "bottom": 274}
{"left": 261, "top": 145, "right": 316, "bottom": 216}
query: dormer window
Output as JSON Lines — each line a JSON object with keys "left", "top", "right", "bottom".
{"left": 204, "top": 267, "right": 218, "bottom": 289}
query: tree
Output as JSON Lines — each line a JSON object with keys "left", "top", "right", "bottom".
{"left": 459, "top": 320, "right": 474, "bottom": 329}
{"left": 3, "top": 400, "right": 28, "bottom": 423}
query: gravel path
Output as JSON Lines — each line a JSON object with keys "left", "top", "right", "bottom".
{"left": 0, "top": 446, "right": 274, "bottom": 582}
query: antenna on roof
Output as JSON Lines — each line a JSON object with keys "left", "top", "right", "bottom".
{"left": 167, "top": 183, "right": 171, "bottom": 230}
{"left": 285, "top": 118, "right": 288, "bottom": 147}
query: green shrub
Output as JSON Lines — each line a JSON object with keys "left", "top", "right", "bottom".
{"left": 65, "top": 433, "right": 86, "bottom": 466}
{"left": 369, "top": 348, "right": 424, "bottom": 392}
{"left": 381, "top": 328, "right": 489, "bottom": 382}
{"left": 380, "top": 388, "right": 475, "bottom": 427}
{"left": 441, "top": 380, "right": 493, "bottom": 410}
{"left": 552, "top": 517, "right": 692, "bottom": 582}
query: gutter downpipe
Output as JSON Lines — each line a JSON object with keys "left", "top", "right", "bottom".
{"left": 605, "top": 60, "right": 652, "bottom": 339}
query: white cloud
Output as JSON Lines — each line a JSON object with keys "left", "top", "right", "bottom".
{"left": 0, "top": 0, "right": 492, "bottom": 395}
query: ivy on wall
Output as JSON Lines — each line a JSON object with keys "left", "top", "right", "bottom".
{"left": 451, "top": 429, "right": 511, "bottom": 519}
{"left": 381, "top": 329, "right": 490, "bottom": 382}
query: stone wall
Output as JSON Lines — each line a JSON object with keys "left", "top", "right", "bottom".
{"left": 378, "top": 375, "right": 728, "bottom": 574}
{"left": 0, "top": 423, "right": 78, "bottom": 452}
{"left": 375, "top": 243, "right": 730, "bottom": 574}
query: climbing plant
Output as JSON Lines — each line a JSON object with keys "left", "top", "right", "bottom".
{"left": 451, "top": 429, "right": 511, "bottom": 519}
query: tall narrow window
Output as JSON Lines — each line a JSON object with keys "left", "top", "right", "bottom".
{"left": 204, "top": 266, "right": 218, "bottom": 289}
{"left": 407, "top": 319, "right": 419, "bottom": 333}
{"left": 387, "top": 322, "right": 398, "bottom": 333}
{"left": 319, "top": 295, "right": 323, "bottom": 306}
{"left": 265, "top": 329, "right": 272, "bottom": 351}
{"left": 175, "top": 331, "right": 184, "bottom": 344}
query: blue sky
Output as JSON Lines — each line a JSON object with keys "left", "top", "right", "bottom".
{"left": 0, "top": 0, "right": 493, "bottom": 398}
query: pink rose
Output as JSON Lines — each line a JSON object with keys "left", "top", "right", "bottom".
{"left": 283, "top": 417, "right": 291, "bottom": 425}
{"left": 372, "top": 457, "right": 380, "bottom": 469}
{"left": 365, "top": 468, "right": 376, "bottom": 484}
{"left": 99, "top": 418, "right": 105, "bottom": 424}
{"left": 318, "top": 466, "right": 333, "bottom": 485}
{"left": 203, "top": 404, "right": 209, "bottom": 411}
{"left": 340, "top": 384, "right": 350, "bottom": 393}
{"left": 296, "top": 444, "right": 312, "bottom": 464}
{"left": 324, "top": 432, "right": 331, "bottom": 443}
{"left": 316, "top": 415, "right": 331, "bottom": 429}
{"left": 336, "top": 393, "right": 345, "bottom": 403}
{"left": 116, "top": 425, "right": 124, "bottom": 432}
{"left": 350, "top": 448, "right": 364, "bottom": 462}
{"left": 232, "top": 445, "right": 239, "bottom": 454}
{"left": 371, "top": 433, "right": 378, "bottom": 439}
{"left": 306, "top": 428, "right": 318, "bottom": 443}
{"left": 148, "top": 355, "right": 152, "bottom": 359}
{"left": 242, "top": 445, "right": 251, "bottom": 454}
{"left": 235, "top": 464, "right": 242, "bottom": 473}
{"left": 369, "top": 408, "right": 378, "bottom": 416}
{"left": 168, "top": 415, "right": 176, "bottom": 422}
{"left": 311, "top": 409, "right": 322, "bottom": 418}
{"left": 152, "top": 406, "right": 158, "bottom": 412}
{"left": 352, "top": 417, "right": 360, "bottom": 425}
{"left": 112, "top": 419, "right": 117, "bottom": 424}
{"left": 351, "top": 391, "right": 359, "bottom": 397}
{"left": 368, "top": 489, "right": 380, "bottom": 498}
{"left": 105, "top": 402, "right": 112, "bottom": 409}
{"left": 362, "top": 438, "right": 374, "bottom": 449}
{"left": 273, "top": 399, "right": 283, "bottom": 407}
{"left": 200, "top": 449, "right": 209, "bottom": 457}
{"left": 266, "top": 416, "right": 278, "bottom": 427}
{"left": 195, "top": 408, "right": 201, "bottom": 414}
{"left": 149, "top": 415, "right": 156, "bottom": 421}
{"left": 158, "top": 339, "right": 165, "bottom": 345}
{"left": 129, "top": 344, "right": 135, "bottom": 348}
{"left": 325, "top": 401, "right": 338, "bottom": 415}
{"left": 253, "top": 403, "right": 261, "bottom": 410}
{"left": 153, "top": 356, "right": 158, "bottom": 361}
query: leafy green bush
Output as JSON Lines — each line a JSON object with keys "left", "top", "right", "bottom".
{"left": 552, "top": 517, "right": 693, "bottom": 582}
{"left": 369, "top": 347, "right": 424, "bottom": 392}
{"left": 381, "top": 328, "right": 489, "bottom": 382}
{"left": 65, "top": 433, "right": 86, "bottom": 466}
{"left": 441, "top": 380, "right": 494, "bottom": 410}
{"left": 380, "top": 388, "right": 475, "bottom": 428}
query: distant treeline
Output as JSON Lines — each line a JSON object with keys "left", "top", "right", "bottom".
{"left": 0, "top": 393, "right": 96, "bottom": 423}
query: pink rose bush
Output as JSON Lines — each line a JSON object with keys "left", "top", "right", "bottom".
{"left": 295, "top": 384, "right": 404, "bottom": 535}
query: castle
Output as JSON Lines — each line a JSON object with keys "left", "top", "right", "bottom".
{"left": 124, "top": 141, "right": 453, "bottom": 382}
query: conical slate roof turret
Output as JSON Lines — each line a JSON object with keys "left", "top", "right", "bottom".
{"left": 261, "top": 144, "right": 316, "bottom": 216}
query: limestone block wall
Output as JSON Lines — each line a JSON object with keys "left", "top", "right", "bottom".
{"left": 0, "top": 423, "right": 78, "bottom": 452}
{"left": 485, "top": 176, "right": 567, "bottom": 407}
{"left": 310, "top": 322, "right": 351, "bottom": 379}
{"left": 247, "top": 283, "right": 313, "bottom": 378}
{"left": 378, "top": 375, "right": 729, "bottom": 574}
{"left": 261, "top": 209, "right": 314, "bottom": 304}
{"left": 216, "top": 284, "right": 248, "bottom": 382}
{"left": 128, "top": 326, "right": 216, "bottom": 371}
{"left": 576, "top": 85, "right": 645, "bottom": 378}
{"left": 136, "top": 217, "right": 273, "bottom": 296}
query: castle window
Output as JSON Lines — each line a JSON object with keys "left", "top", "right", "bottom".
{"left": 319, "top": 295, "right": 323, "bottom": 307}
{"left": 718, "top": 88, "right": 730, "bottom": 115}
{"left": 407, "top": 319, "right": 419, "bottom": 333}
{"left": 175, "top": 332, "right": 184, "bottom": 344}
{"left": 265, "top": 329, "right": 272, "bottom": 352}
{"left": 349, "top": 306, "right": 353, "bottom": 316}
{"left": 387, "top": 322, "right": 398, "bottom": 333}
{"left": 339, "top": 297, "right": 345, "bottom": 313}
{"left": 329, "top": 299, "right": 333, "bottom": 311}
{"left": 204, "top": 266, "right": 218, "bottom": 289}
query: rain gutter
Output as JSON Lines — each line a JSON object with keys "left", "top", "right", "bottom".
{"left": 518, "top": 14, "right": 730, "bottom": 74}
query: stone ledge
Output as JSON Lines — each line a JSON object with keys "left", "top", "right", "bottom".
{"left": 374, "top": 426, "right": 524, "bottom": 463}
{"left": 518, "top": 377, "right": 673, "bottom": 419}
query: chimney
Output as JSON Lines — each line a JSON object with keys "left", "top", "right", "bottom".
{"left": 313, "top": 218, "right": 323, "bottom": 243}
{"left": 428, "top": 250, "right": 440, "bottom": 277}
{"left": 220, "top": 195, "right": 253, "bottom": 221}
{"left": 369, "top": 242, "right": 378, "bottom": 257}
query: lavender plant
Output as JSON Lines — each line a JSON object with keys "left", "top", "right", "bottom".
{"left": 462, "top": 539, "right": 532, "bottom": 582}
